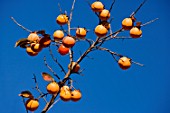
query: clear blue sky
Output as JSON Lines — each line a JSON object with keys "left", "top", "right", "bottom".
{"left": 0, "top": 0, "right": 170, "bottom": 113}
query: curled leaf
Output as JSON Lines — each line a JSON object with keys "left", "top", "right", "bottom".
{"left": 15, "top": 38, "right": 30, "bottom": 48}
{"left": 42, "top": 72, "right": 54, "bottom": 82}
{"left": 18, "top": 90, "right": 33, "bottom": 98}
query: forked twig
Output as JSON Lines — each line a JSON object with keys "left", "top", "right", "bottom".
{"left": 32, "top": 74, "right": 48, "bottom": 103}
{"left": 10, "top": 16, "right": 32, "bottom": 33}
{"left": 43, "top": 56, "right": 60, "bottom": 80}
{"left": 49, "top": 47, "right": 66, "bottom": 75}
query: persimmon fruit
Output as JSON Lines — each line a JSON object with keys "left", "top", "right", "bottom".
{"left": 53, "top": 30, "right": 64, "bottom": 41}
{"left": 95, "top": 25, "right": 108, "bottom": 37}
{"left": 56, "top": 14, "right": 69, "bottom": 25}
{"left": 25, "top": 99, "right": 39, "bottom": 111}
{"left": 118, "top": 57, "right": 131, "bottom": 70}
{"left": 71, "top": 90, "right": 82, "bottom": 102}
{"left": 68, "top": 62, "right": 80, "bottom": 73}
{"left": 46, "top": 82, "right": 60, "bottom": 94}
{"left": 31, "top": 43, "right": 43, "bottom": 52}
{"left": 130, "top": 27, "right": 142, "bottom": 38}
{"left": 58, "top": 44, "right": 70, "bottom": 55}
{"left": 99, "top": 9, "right": 110, "bottom": 21}
{"left": 26, "top": 46, "right": 38, "bottom": 56}
{"left": 27, "top": 32, "right": 39, "bottom": 42}
{"left": 76, "top": 28, "right": 87, "bottom": 38}
{"left": 62, "top": 36, "right": 76, "bottom": 48}
{"left": 91, "top": 1, "right": 104, "bottom": 12}
{"left": 122, "top": 18, "right": 134, "bottom": 30}
{"left": 60, "top": 86, "right": 71, "bottom": 101}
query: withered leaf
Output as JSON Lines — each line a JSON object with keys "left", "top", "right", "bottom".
{"left": 18, "top": 90, "right": 33, "bottom": 98}
{"left": 42, "top": 72, "right": 54, "bottom": 82}
{"left": 15, "top": 38, "right": 30, "bottom": 48}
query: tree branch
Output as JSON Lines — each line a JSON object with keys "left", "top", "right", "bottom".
{"left": 10, "top": 16, "right": 32, "bottom": 33}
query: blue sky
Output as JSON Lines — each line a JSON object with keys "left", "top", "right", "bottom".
{"left": 0, "top": 0, "right": 170, "bottom": 113}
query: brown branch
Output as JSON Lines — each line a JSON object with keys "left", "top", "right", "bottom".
{"left": 10, "top": 16, "right": 32, "bottom": 33}
{"left": 49, "top": 47, "right": 66, "bottom": 75}
{"left": 109, "top": 0, "right": 116, "bottom": 12}
{"left": 44, "top": 56, "right": 60, "bottom": 80}
{"left": 141, "top": 18, "right": 159, "bottom": 27}
{"left": 97, "top": 47, "right": 144, "bottom": 66}
{"left": 58, "top": 3, "right": 62, "bottom": 13}
{"left": 32, "top": 74, "right": 48, "bottom": 103}
{"left": 130, "top": 0, "right": 147, "bottom": 17}
{"left": 77, "top": 37, "right": 100, "bottom": 64}
{"left": 22, "top": 97, "right": 28, "bottom": 113}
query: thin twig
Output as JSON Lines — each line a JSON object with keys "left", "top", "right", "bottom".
{"left": 58, "top": 3, "right": 62, "bottom": 13}
{"left": 44, "top": 56, "right": 60, "bottom": 80}
{"left": 22, "top": 97, "right": 28, "bottom": 113}
{"left": 10, "top": 16, "right": 32, "bottom": 33}
{"left": 131, "top": 60, "right": 144, "bottom": 66}
{"left": 32, "top": 74, "right": 48, "bottom": 103}
{"left": 109, "top": 0, "right": 116, "bottom": 12}
{"left": 69, "top": 0, "right": 76, "bottom": 22}
{"left": 47, "top": 98, "right": 61, "bottom": 112}
{"left": 97, "top": 47, "right": 144, "bottom": 66}
{"left": 49, "top": 47, "right": 66, "bottom": 75}
{"left": 141, "top": 18, "right": 159, "bottom": 27}
{"left": 130, "top": 0, "right": 148, "bottom": 17}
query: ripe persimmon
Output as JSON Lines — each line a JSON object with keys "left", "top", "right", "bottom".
{"left": 56, "top": 14, "right": 69, "bottom": 25}
{"left": 27, "top": 32, "right": 40, "bottom": 42}
{"left": 99, "top": 9, "right": 110, "bottom": 21}
{"left": 26, "top": 46, "right": 38, "bottom": 56}
{"left": 60, "top": 86, "right": 71, "bottom": 101}
{"left": 76, "top": 28, "right": 87, "bottom": 38}
{"left": 122, "top": 18, "right": 135, "bottom": 30}
{"left": 95, "top": 24, "right": 108, "bottom": 37}
{"left": 58, "top": 44, "right": 70, "bottom": 55}
{"left": 62, "top": 36, "right": 76, "bottom": 48}
{"left": 91, "top": 1, "right": 104, "bottom": 12}
{"left": 31, "top": 43, "right": 43, "bottom": 52}
{"left": 68, "top": 62, "right": 80, "bottom": 73}
{"left": 118, "top": 57, "right": 131, "bottom": 70}
{"left": 130, "top": 27, "right": 142, "bottom": 38}
{"left": 46, "top": 82, "right": 60, "bottom": 94}
{"left": 39, "top": 34, "right": 51, "bottom": 48}
{"left": 71, "top": 90, "right": 82, "bottom": 102}
{"left": 53, "top": 30, "right": 64, "bottom": 41}
{"left": 25, "top": 99, "right": 39, "bottom": 111}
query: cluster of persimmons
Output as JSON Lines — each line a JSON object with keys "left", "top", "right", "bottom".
{"left": 13, "top": 0, "right": 157, "bottom": 112}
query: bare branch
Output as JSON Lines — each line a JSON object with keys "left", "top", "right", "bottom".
{"left": 10, "top": 16, "right": 32, "bottom": 33}
{"left": 141, "top": 18, "right": 159, "bottom": 27}
{"left": 32, "top": 74, "right": 48, "bottom": 103}
{"left": 49, "top": 47, "right": 66, "bottom": 75}
{"left": 97, "top": 47, "right": 144, "bottom": 66}
{"left": 130, "top": 0, "right": 148, "bottom": 17}
{"left": 47, "top": 98, "right": 61, "bottom": 112}
{"left": 43, "top": 56, "right": 60, "bottom": 80}
{"left": 109, "top": 0, "right": 116, "bottom": 12}
{"left": 69, "top": 0, "right": 76, "bottom": 22}
{"left": 22, "top": 97, "right": 28, "bottom": 113}
{"left": 58, "top": 3, "right": 62, "bottom": 13}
